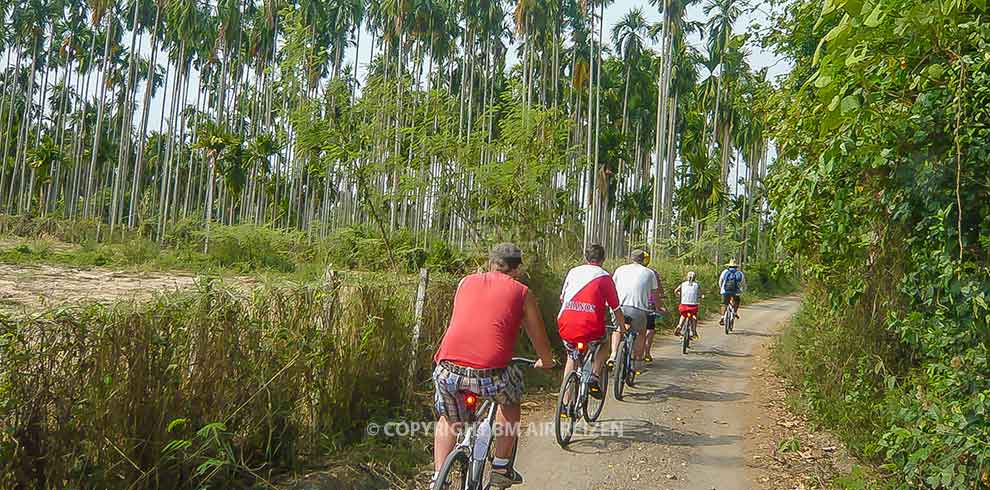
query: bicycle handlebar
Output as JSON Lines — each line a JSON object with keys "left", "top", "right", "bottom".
{"left": 509, "top": 357, "right": 539, "bottom": 367}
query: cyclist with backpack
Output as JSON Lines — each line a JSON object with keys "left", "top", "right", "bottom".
{"left": 719, "top": 259, "right": 747, "bottom": 325}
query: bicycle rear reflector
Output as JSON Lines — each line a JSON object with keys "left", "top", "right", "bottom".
{"left": 576, "top": 342, "right": 587, "bottom": 352}
{"left": 464, "top": 393, "right": 478, "bottom": 408}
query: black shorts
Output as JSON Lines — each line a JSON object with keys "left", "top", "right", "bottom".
{"left": 646, "top": 313, "right": 656, "bottom": 330}
{"left": 722, "top": 293, "right": 740, "bottom": 306}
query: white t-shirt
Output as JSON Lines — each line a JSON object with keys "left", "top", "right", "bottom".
{"left": 679, "top": 281, "right": 701, "bottom": 305}
{"left": 612, "top": 263, "right": 659, "bottom": 310}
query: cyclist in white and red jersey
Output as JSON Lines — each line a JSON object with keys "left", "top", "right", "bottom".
{"left": 557, "top": 244, "right": 625, "bottom": 400}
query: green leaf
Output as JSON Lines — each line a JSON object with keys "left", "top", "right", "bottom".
{"left": 824, "top": 14, "right": 852, "bottom": 42}
{"left": 829, "top": 94, "right": 842, "bottom": 111}
{"left": 167, "top": 418, "right": 189, "bottom": 433}
{"left": 863, "top": 2, "right": 884, "bottom": 27}
{"left": 815, "top": 73, "right": 834, "bottom": 89}
{"left": 197, "top": 422, "right": 227, "bottom": 438}
{"left": 813, "top": 37, "right": 828, "bottom": 66}
{"left": 840, "top": 95, "right": 861, "bottom": 114}
{"left": 925, "top": 63, "right": 945, "bottom": 79}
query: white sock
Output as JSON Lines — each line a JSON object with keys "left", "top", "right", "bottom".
{"left": 492, "top": 457, "right": 511, "bottom": 468}
{"left": 432, "top": 471, "right": 439, "bottom": 481}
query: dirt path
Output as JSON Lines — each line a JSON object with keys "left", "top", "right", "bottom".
{"left": 514, "top": 295, "right": 803, "bottom": 490}
{"left": 0, "top": 263, "right": 251, "bottom": 313}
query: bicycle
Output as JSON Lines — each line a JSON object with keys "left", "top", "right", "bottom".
{"left": 554, "top": 338, "right": 609, "bottom": 447}
{"left": 432, "top": 357, "right": 536, "bottom": 490}
{"left": 681, "top": 312, "right": 698, "bottom": 354}
{"left": 612, "top": 319, "right": 638, "bottom": 401}
{"left": 724, "top": 299, "right": 736, "bottom": 334}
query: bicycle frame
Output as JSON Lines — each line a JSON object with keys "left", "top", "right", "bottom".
{"left": 435, "top": 358, "right": 534, "bottom": 490}
{"left": 571, "top": 341, "right": 602, "bottom": 403}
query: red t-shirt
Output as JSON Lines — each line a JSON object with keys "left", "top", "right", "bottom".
{"left": 434, "top": 272, "right": 529, "bottom": 369}
{"left": 557, "top": 264, "right": 620, "bottom": 343}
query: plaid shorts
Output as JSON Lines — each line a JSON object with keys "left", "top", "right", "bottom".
{"left": 563, "top": 339, "right": 603, "bottom": 361}
{"left": 433, "top": 362, "right": 524, "bottom": 423}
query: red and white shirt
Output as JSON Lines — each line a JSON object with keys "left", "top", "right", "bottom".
{"left": 557, "top": 264, "right": 620, "bottom": 343}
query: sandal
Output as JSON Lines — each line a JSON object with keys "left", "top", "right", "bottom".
{"left": 490, "top": 467, "right": 524, "bottom": 487}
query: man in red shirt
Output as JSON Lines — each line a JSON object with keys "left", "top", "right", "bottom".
{"left": 557, "top": 244, "right": 626, "bottom": 400}
{"left": 432, "top": 243, "right": 556, "bottom": 488}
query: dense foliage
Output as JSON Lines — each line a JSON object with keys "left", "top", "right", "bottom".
{"left": 1, "top": 0, "right": 778, "bottom": 264}
{"left": 766, "top": 0, "right": 990, "bottom": 486}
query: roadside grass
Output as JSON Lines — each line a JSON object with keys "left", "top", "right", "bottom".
{"left": 773, "top": 296, "right": 907, "bottom": 489}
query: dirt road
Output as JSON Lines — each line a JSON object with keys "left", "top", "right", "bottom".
{"left": 515, "top": 295, "right": 803, "bottom": 490}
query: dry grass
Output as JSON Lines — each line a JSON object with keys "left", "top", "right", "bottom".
{"left": 0, "top": 272, "right": 459, "bottom": 490}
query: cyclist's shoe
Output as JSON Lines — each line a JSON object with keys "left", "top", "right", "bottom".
{"left": 719, "top": 318, "right": 725, "bottom": 326}
{"left": 606, "top": 357, "right": 616, "bottom": 369}
{"left": 589, "top": 375, "right": 604, "bottom": 399}
{"left": 645, "top": 354, "right": 654, "bottom": 363}
{"left": 490, "top": 467, "right": 524, "bottom": 487}
{"left": 734, "top": 314, "right": 740, "bottom": 319}
{"left": 558, "top": 405, "right": 570, "bottom": 419}
{"left": 674, "top": 326, "right": 682, "bottom": 337}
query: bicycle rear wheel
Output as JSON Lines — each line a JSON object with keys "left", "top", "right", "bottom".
{"left": 434, "top": 447, "right": 473, "bottom": 490}
{"left": 682, "top": 325, "right": 691, "bottom": 353}
{"left": 613, "top": 340, "right": 627, "bottom": 401}
{"left": 555, "top": 372, "right": 579, "bottom": 447}
{"left": 624, "top": 336, "right": 637, "bottom": 388}
{"left": 584, "top": 356, "right": 608, "bottom": 422}
{"left": 724, "top": 308, "right": 731, "bottom": 335}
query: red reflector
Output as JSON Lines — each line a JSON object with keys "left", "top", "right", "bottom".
{"left": 576, "top": 342, "right": 586, "bottom": 351}
{"left": 465, "top": 394, "right": 477, "bottom": 407}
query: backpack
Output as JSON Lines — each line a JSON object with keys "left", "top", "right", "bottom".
{"left": 723, "top": 269, "right": 741, "bottom": 294}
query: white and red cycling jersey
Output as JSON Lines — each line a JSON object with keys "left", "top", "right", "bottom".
{"left": 557, "top": 264, "right": 620, "bottom": 344}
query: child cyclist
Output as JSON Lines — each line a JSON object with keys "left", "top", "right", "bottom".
{"left": 673, "top": 271, "right": 702, "bottom": 338}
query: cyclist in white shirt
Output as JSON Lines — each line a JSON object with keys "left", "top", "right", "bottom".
{"left": 673, "top": 271, "right": 702, "bottom": 337}
{"left": 608, "top": 249, "right": 659, "bottom": 374}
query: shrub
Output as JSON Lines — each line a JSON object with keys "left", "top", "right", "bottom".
{"left": 0, "top": 273, "right": 460, "bottom": 489}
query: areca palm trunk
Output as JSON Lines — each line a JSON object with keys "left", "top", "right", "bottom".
{"left": 130, "top": 5, "right": 162, "bottom": 229}
{"left": 0, "top": 45, "right": 22, "bottom": 206}
{"left": 8, "top": 36, "right": 38, "bottom": 214}
{"left": 84, "top": 19, "right": 114, "bottom": 219}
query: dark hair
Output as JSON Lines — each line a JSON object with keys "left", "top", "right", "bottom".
{"left": 490, "top": 243, "right": 523, "bottom": 273}
{"left": 585, "top": 244, "right": 606, "bottom": 264}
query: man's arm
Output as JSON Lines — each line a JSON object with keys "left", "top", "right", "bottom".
{"left": 522, "top": 290, "right": 556, "bottom": 369}
{"left": 612, "top": 307, "right": 627, "bottom": 333}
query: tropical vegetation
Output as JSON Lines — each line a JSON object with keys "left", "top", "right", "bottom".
{"left": 0, "top": 0, "right": 775, "bottom": 264}
{"left": 766, "top": 0, "right": 990, "bottom": 488}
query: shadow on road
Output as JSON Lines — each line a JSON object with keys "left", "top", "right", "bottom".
{"left": 625, "top": 384, "right": 749, "bottom": 404}
{"left": 728, "top": 329, "right": 778, "bottom": 338}
{"left": 691, "top": 346, "right": 753, "bottom": 358}
{"left": 564, "top": 417, "right": 742, "bottom": 454}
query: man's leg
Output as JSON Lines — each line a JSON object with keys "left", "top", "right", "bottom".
{"left": 719, "top": 295, "right": 728, "bottom": 324}
{"left": 633, "top": 327, "right": 648, "bottom": 361}
{"left": 434, "top": 416, "right": 460, "bottom": 473}
{"left": 493, "top": 403, "right": 521, "bottom": 460}
{"left": 733, "top": 296, "right": 741, "bottom": 318}
{"left": 609, "top": 329, "right": 622, "bottom": 364}
{"left": 560, "top": 355, "right": 576, "bottom": 404}
{"left": 593, "top": 341, "right": 609, "bottom": 376}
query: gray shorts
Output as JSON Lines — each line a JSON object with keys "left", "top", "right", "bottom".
{"left": 620, "top": 306, "right": 648, "bottom": 332}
